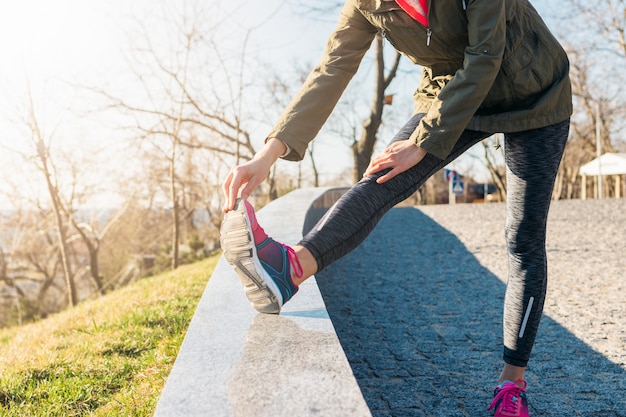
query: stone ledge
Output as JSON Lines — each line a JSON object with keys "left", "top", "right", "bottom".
{"left": 154, "top": 187, "right": 371, "bottom": 417}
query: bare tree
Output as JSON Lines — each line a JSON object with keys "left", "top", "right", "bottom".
{"left": 557, "top": 2, "right": 626, "bottom": 145}
{"left": 352, "top": 34, "right": 402, "bottom": 182}
{"left": 548, "top": 47, "right": 620, "bottom": 199}
{"left": 480, "top": 135, "right": 507, "bottom": 201}
{"left": 0, "top": 246, "right": 24, "bottom": 326}
{"left": 2, "top": 207, "right": 66, "bottom": 320}
{"left": 565, "top": 0, "right": 626, "bottom": 58}
{"left": 1, "top": 81, "right": 134, "bottom": 315}
{"left": 23, "top": 91, "right": 78, "bottom": 307}
{"left": 307, "top": 143, "right": 321, "bottom": 187}
{"left": 295, "top": 1, "right": 404, "bottom": 183}
{"left": 92, "top": 3, "right": 274, "bottom": 268}
{"left": 263, "top": 66, "right": 323, "bottom": 190}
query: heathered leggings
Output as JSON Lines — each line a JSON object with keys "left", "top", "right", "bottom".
{"left": 299, "top": 114, "right": 569, "bottom": 367}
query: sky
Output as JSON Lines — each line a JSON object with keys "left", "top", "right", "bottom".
{"left": 0, "top": 1, "right": 131, "bottom": 208}
{"left": 0, "top": 0, "right": 347, "bottom": 208}
{"left": 0, "top": 0, "right": 337, "bottom": 140}
{"left": 0, "top": 0, "right": 563, "bottom": 208}
{"left": 1, "top": 2, "right": 122, "bottom": 81}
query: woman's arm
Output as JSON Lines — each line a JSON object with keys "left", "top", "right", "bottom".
{"left": 412, "top": 0, "right": 507, "bottom": 159}
{"left": 266, "top": 0, "right": 378, "bottom": 161}
{"left": 222, "top": 0, "right": 378, "bottom": 209}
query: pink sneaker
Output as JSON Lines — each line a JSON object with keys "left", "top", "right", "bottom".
{"left": 488, "top": 379, "right": 530, "bottom": 417}
{"left": 220, "top": 199, "right": 302, "bottom": 314}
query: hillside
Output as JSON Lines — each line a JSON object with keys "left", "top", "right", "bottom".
{"left": 0, "top": 255, "right": 219, "bottom": 417}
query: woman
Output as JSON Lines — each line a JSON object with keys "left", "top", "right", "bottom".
{"left": 220, "top": 0, "right": 572, "bottom": 415}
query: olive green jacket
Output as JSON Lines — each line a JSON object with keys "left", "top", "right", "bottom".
{"left": 269, "top": 0, "right": 572, "bottom": 161}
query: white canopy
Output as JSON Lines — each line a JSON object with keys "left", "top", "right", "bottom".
{"left": 579, "top": 153, "right": 626, "bottom": 176}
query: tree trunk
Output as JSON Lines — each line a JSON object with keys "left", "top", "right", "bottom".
{"left": 268, "top": 164, "right": 278, "bottom": 201}
{"left": 44, "top": 159, "right": 77, "bottom": 306}
{"left": 308, "top": 146, "right": 320, "bottom": 187}
{"left": 351, "top": 33, "right": 402, "bottom": 183}
{"left": 86, "top": 241, "right": 104, "bottom": 293}
{"left": 29, "top": 126, "right": 78, "bottom": 307}
{"left": 482, "top": 138, "right": 507, "bottom": 201}
{"left": 75, "top": 231, "right": 104, "bottom": 294}
{"left": 170, "top": 150, "right": 180, "bottom": 270}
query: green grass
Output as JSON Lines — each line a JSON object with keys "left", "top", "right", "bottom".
{"left": 0, "top": 255, "right": 219, "bottom": 417}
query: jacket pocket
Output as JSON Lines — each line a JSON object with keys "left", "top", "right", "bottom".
{"left": 481, "top": 30, "right": 558, "bottom": 113}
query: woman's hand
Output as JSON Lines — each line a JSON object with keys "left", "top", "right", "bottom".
{"left": 364, "top": 140, "right": 427, "bottom": 184}
{"left": 221, "top": 138, "right": 287, "bottom": 212}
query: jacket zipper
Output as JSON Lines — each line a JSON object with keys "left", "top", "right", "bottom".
{"left": 380, "top": 3, "right": 433, "bottom": 47}
{"left": 379, "top": 1, "right": 467, "bottom": 48}
{"left": 426, "top": 0, "right": 432, "bottom": 46}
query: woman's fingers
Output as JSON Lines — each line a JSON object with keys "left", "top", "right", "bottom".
{"left": 364, "top": 142, "right": 427, "bottom": 184}
{"left": 222, "top": 166, "right": 249, "bottom": 212}
{"left": 221, "top": 159, "right": 272, "bottom": 212}
{"left": 375, "top": 166, "right": 401, "bottom": 184}
{"left": 364, "top": 151, "right": 391, "bottom": 176}
{"left": 222, "top": 171, "right": 236, "bottom": 212}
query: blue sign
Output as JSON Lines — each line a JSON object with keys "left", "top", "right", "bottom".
{"left": 452, "top": 180, "right": 464, "bottom": 195}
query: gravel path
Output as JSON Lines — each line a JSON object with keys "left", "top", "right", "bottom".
{"left": 316, "top": 198, "right": 626, "bottom": 417}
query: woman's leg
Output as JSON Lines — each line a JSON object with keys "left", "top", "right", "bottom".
{"left": 499, "top": 119, "right": 569, "bottom": 379}
{"left": 222, "top": 114, "right": 488, "bottom": 314}
{"left": 298, "top": 114, "right": 491, "bottom": 274}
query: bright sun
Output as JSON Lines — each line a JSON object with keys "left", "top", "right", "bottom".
{"left": 0, "top": 1, "right": 124, "bottom": 91}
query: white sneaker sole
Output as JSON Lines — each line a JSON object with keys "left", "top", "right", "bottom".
{"left": 220, "top": 199, "right": 283, "bottom": 314}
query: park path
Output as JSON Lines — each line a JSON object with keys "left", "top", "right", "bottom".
{"left": 317, "top": 198, "right": 625, "bottom": 417}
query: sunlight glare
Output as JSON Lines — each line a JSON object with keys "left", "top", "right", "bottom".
{"left": 0, "top": 1, "right": 121, "bottom": 86}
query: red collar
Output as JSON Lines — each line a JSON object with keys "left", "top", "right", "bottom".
{"left": 395, "top": 0, "right": 429, "bottom": 27}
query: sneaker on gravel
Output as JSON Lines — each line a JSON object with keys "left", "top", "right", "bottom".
{"left": 488, "top": 379, "right": 530, "bottom": 417}
{"left": 220, "top": 198, "right": 302, "bottom": 314}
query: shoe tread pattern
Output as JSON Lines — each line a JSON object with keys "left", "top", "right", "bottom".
{"left": 220, "top": 200, "right": 280, "bottom": 314}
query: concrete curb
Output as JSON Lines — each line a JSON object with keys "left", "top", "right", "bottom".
{"left": 154, "top": 187, "right": 371, "bottom": 417}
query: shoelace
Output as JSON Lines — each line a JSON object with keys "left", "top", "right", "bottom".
{"left": 285, "top": 245, "right": 304, "bottom": 279}
{"left": 488, "top": 381, "right": 526, "bottom": 413}
{"left": 246, "top": 200, "right": 303, "bottom": 280}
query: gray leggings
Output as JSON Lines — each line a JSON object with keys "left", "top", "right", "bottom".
{"left": 299, "top": 114, "right": 569, "bottom": 367}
